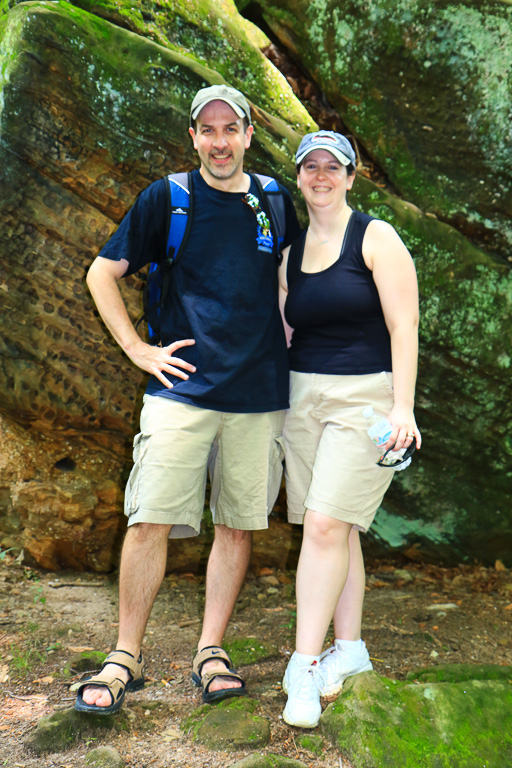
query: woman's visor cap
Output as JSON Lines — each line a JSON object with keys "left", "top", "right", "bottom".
{"left": 296, "top": 131, "right": 356, "bottom": 167}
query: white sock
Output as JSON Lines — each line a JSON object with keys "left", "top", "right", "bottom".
{"left": 335, "top": 638, "right": 364, "bottom": 653}
{"left": 293, "top": 650, "right": 321, "bottom": 666}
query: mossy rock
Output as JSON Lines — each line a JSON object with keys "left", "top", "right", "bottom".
{"left": 224, "top": 637, "right": 279, "bottom": 667}
{"left": 85, "top": 745, "right": 124, "bottom": 768}
{"left": 321, "top": 670, "right": 512, "bottom": 768}
{"left": 183, "top": 697, "right": 270, "bottom": 751}
{"left": 248, "top": 0, "right": 512, "bottom": 261}
{"left": 406, "top": 663, "right": 512, "bottom": 684}
{"left": 297, "top": 732, "right": 324, "bottom": 756}
{"left": 228, "top": 753, "right": 309, "bottom": 767}
{"left": 65, "top": 650, "right": 108, "bottom": 674}
{"left": 25, "top": 707, "right": 130, "bottom": 755}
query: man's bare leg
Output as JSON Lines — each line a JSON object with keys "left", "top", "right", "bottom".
{"left": 82, "top": 522, "right": 171, "bottom": 707}
{"left": 196, "top": 524, "right": 252, "bottom": 692}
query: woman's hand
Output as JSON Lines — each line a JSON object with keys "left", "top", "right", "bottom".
{"left": 385, "top": 404, "right": 421, "bottom": 452}
{"left": 126, "top": 338, "right": 196, "bottom": 389}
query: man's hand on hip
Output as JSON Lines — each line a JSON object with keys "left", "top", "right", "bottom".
{"left": 127, "top": 338, "right": 196, "bottom": 388}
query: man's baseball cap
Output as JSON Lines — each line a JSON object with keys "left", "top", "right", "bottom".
{"left": 296, "top": 130, "right": 356, "bottom": 167}
{"left": 190, "top": 84, "right": 252, "bottom": 124}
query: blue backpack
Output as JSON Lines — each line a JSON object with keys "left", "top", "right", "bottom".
{"left": 141, "top": 172, "right": 288, "bottom": 344}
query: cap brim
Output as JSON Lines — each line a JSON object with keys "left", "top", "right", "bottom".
{"left": 296, "top": 145, "right": 352, "bottom": 166}
{"left": 191, "top": 97, "right": 247, "bottom": 121}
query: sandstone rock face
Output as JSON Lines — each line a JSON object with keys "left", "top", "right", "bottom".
{"left": 348, "top": 177, "right": 512, "bottom": 565}
{"left": 0, "top": 0, "right": 310, "bottom": 570}
{"left": 1, "top": 0, "right": 511, "bottom": 570}
{"left": 245, "top": 0, "right": 512, "bottom": 262}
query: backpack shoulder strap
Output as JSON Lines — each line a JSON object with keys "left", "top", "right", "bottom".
{"left": 139, "top": 172, "right": 194, "bottom": 343}
{"left": 251, "top": 173, "right": 286, "bottom": 259}
{"left": 165, "top": 171, "right": 194, "bottom": 266}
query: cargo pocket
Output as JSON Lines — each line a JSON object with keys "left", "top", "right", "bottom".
{"left": 124, "top": 432, "right": 149, "bottom": 518}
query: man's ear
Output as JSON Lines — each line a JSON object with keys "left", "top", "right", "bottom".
{"left": 244, "top": 124, "right": 254, "bottom": 149}
{"left": 189, "top": 126, "right": 198, "bottom": 149}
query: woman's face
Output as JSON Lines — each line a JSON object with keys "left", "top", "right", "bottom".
{"left": 297, "top": 149, "right": 354, "bottom": 208}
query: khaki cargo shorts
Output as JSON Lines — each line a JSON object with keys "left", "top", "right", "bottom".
{"left": 124, "top": 395, "right": 285, "bottom": 538}
{"left": 283, "top": 371, "right": 396, "bottom": 532}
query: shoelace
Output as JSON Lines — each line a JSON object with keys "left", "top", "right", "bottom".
{"left": 292, "top": 664, "right": 325, "bottom": 699}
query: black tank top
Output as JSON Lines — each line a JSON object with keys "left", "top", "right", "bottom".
{"left": 284, "top": 210, "right": 392, "bottom": 375}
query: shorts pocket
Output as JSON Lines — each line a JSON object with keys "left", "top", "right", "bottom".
{"left": 267, "top": 434, "right": 285, "bottom": 513}
{"left": 379, "top": 371, "right": 394, "bottom": 397}
{"left": 124, "top": 432, "right": 149, "bottom": 517}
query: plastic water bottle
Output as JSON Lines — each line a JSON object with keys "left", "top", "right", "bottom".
{"left": 363, "top": 406, "right": 393, "bottom": 447}
{"left": 362, "top": 406, "right": 412, "bottom": 471}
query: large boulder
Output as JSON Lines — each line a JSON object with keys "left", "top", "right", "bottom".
{"left": 0, "top": 0, "right": 511, "bottom": 569}
{"left": 0, "top": 0, "right": 311, "bottom": 570}
{"left": 348, "top": 177, "right": 512, "bottom": 565}
{"left": 321, "top": 668, "right": 512, "bottom": 768}
{"left": 241, "top": 0, "right": 512, "bottom": 262}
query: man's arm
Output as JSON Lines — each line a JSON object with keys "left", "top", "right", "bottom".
{"left": 87, "top": 256, "right": 195, "bottom": 389}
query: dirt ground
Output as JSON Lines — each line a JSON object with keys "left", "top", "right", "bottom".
{"left": 1, "top": 551, "right": 511, "bottom": 768}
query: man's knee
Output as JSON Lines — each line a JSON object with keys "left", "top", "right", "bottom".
{"left": 213, "top": 524, "right": 252, "bottom": 545}
{"left": 125, "top": 521, "right": 172, "bottom": 544}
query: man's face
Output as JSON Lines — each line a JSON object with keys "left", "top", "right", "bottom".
{"left": 189, "top": 100, "right": 253, "bottom": 186}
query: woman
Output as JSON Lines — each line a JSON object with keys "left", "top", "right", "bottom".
{"left": 279, "top": 131, "right": 421, "bottom": 728}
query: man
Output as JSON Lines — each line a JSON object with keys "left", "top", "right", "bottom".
{"left": 72, "top": 85, "right": 301, "bottom": 713}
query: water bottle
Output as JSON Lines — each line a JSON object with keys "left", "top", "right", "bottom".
{"left": 363, "top": 406, "right": 393, "bottom": 447}
{"left": 362, "top": 407, "right": 412, "bottom": 471}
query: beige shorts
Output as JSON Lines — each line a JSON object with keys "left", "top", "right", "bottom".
{"left": 283, "top": 371, "right": 396, "bottom": 532}
{"left": 124, "top": 395, "right": 285, "bottom": 538}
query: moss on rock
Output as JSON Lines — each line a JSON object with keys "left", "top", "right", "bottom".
{"left": 25, "top": 707, "right": 130, "bottom": 755}
{"left": 250, "top": 0, "right": 512, "bottom": 261}
{"left": 321, "top": 670, "right": 512, "bottom": 768}
{"left": 228, "top": 754, "right": 310, "bottom": 767}
{"left": 183, "top": 696, "right": 270, "bottom": 751}
{"left": 85, "top": 746, "right": 124, "bottom": 768}
{"left": 48, "top": 0, "right": 313, "bottom": 132}
{"left": 65, "top": 650, "right": 108, "bottom": 674}
{"left": 406, "top": 663, "right": 512, "bottom": 684}
{"left": 349, "top": 175, "right": 512, "bottom": 565}
{"left": 224, "top": 637, "right": 279, "bottom": 667}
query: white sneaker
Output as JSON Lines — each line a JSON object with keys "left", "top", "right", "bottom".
{"left": 282, "top": 655, "right": 324, "bottom": 728}
{"left": 319, "top": 640, "right": 373, "bottom": 697}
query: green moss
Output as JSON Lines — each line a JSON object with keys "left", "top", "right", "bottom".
{"left": 257, "top": 0, "right": 512, "bottom": 259}
{"left": 64, "top": 650, "right": 107, "bottom": 675}
{"left": 406, "top": 664, "right": 512, "bottom": 684}
{"left": 224, "top": 637, "right": 278, "bottom": 667}
{"left": 297, "top": 732, "right": 324, "bottom": 755}
{"left": 321, "top": 671, "right": 512, "bottom": 767}
{"left": 182, "top": 697, "right": 269, "bottom": 751}
{"left": 25, "top": 707, "right": 130, "bottom": 755}
{"left": 60, "top": 0, "right": 313, "bottom": 131}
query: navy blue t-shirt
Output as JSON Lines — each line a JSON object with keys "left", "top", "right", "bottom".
{"left": 99, "top": 170, "right": 301, "bottom": 412}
